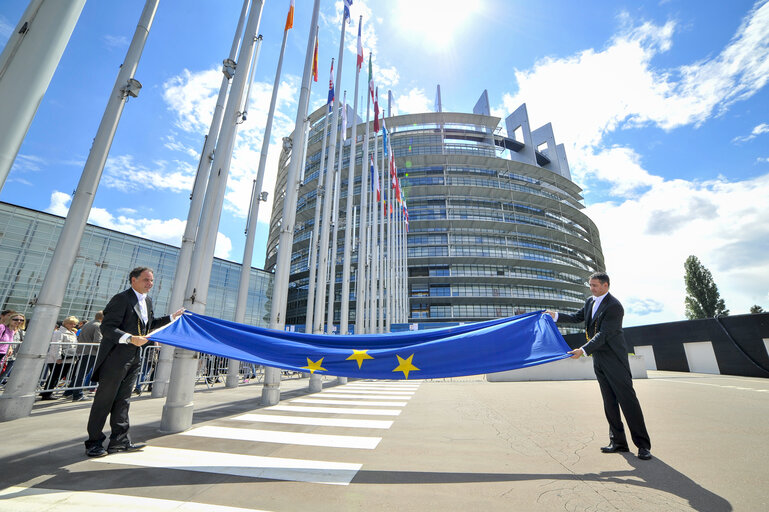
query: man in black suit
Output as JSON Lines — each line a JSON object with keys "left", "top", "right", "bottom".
{"left": 546, "top": 272, "right": 652, "bottom": 460}
{"left": 84, "top": 267, "right": 183, "bottom": 458}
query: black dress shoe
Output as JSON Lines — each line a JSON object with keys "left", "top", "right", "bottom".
{"left": 86, "top": 446, "right": 107, "bottom": 458}
{"left": 107, "top": 442, "right": 146, "bottom": 454}
{"left": 600, "top": 442, "right": 630, "bottom": 453}
{"left": 637, "top": 448, "right": 652, "bottom": 460}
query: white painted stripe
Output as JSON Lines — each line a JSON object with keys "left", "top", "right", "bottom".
{"left": 343, "top": 386, "right": 419, "bottom": 391}
{"left": 265, "top": 404, "right": 401, "bottom": 416}
{"left": 317, "top": 393, "right": 412, "bottom": 400}
{"left": 232, "top": 414, "right": 393, "bottom": 429}
{"left": 329, "top": 388, "right": 415, "bottom": 394}
{"left": 92, "top": 446, "right": 361, "bottom": 485}
{"left": 346, "top": 383, "right": 419, "bottom": 387}
{"left": 181, "top": 425, "right": 381, "bottom": 449}
{"left": 291, "top": 398, "right": 407, "bottom": 407}
{"left": 0, "top": 486, "right": 270, "bottom": 511}
{"left": 655, "top": 379, "right": 769, "bottom": 392}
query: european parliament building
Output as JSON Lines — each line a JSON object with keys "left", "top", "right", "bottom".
{"left": 0, "top": 202, "right": 272, "bottom": 326}
{"left": 266, "top": 91, "right": 605, "bottom": 327}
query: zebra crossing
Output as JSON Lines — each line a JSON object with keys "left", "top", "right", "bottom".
{"left": 2, "top": 380, "right": 419, "bottom": 510}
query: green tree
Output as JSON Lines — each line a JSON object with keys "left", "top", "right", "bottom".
{"left": 750, "top": 304, "right": 764, "bottom": 314}
{"left": 684, "top": 255, "right": 729, "bottom": 319}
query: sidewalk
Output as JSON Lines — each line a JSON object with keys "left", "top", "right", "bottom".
{"left": 0, "top": 371, "right": 767, "bottom": 511}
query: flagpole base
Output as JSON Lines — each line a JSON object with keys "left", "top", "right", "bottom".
{"left": 308, "top": 374, "right": 322, "bottom": 393}
{"left": 336, "top": 376, "right": 348, "bottom": 385}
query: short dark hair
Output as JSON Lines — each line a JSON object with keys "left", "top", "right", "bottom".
{"left": 589, "top": 272, "right": 610, "bottom": 286}
{"left": 129, "top": 267, "right": 154, "bottom": 282}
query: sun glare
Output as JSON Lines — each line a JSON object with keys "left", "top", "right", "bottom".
{"left": 393, "top": 0, "right": 480, "bottom": 50}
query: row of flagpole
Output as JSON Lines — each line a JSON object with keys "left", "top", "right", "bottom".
{"left": 0, "top": 0, "right": 410, "bottom": 425}
{"left": 300, "top": 5, "right": 410, "bottom": 338}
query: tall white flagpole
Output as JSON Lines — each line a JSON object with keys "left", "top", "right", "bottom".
{"left": 341, "top": 16, "right": 363, "bottom": 335}
{"left": 304, "top": 79, "right": 332, "bottom": 334}
{"left": 313, "top": 9, "right": 348, "bottom": 335}
{"left": 262, "top": 0, "right": 321, "bottom": 406}
{"left": 326, "top": 90, "right": 346, "bottom": 333}
{"left": 369, "top": 119, "right": 379, "bottom": 333}
{"left": 354, "top": 49, "right": 372, "bottom": 334}
{"left": 378, "top": 112, "right": 385, "bottom": 333}
{"left": 161, "top": 0, "right": 265, "bottom": 433}
{"left": 0, "top": 0, "right": 85, "bottom": 190}
{"left": 153, "top": 0, "right": 252, "bottom": 398}
{"left": 228, "top": 4, "right": 293, "bottom": 388}
{"left": 0, "top": 0, "right": 158, "bottom": 421}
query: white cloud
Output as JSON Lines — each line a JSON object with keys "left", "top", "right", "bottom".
{"left": 10, "top": 154, "right": 46, "bottom": 173}
{"left": 102, "top": 154, "right": 195, "bottom": 194}
{"left": 161, "top": 67, "right": 300, "bottom": 225}
{"left": 758, "top": 157, "right": 769, "bottom": 163}
{"left": 0, "top": 16, "right": 12, "bottom": 46}
{"left": 496, "top": 4, "right": 769, "bottom": 324}
{"left": 732, "top": 122, "right": 769, "bottom": 143}
{"left": 46, "top": 191, "right": 72, "bottom": 216}
{"left": 45, "top": 190, "right": 232, "bottom": 259}
{"left": 587, "top": 173, "right": 769, "bottom": 324}
{"left": 103, "top": 34, "right": 129, "bottom": 50}
{"left": 396, "top": 87, "right": 432, "bottom": 115}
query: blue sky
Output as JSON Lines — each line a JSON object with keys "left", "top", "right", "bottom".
{"left": 1, "top": 0, "right": 768, "bottom": 326}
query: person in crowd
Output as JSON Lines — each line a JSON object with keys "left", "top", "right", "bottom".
{"left": 71, "top": 311, "right": 104, "bottom": 401}
{"left": 40, "top": 316, "right": 79, "bottom": 401}
{"left": 0, "top": 311, "right": 24, "bottom": 381}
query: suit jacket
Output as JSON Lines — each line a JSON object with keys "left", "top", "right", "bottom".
{"left": 91, "top": 288, "right": 170, "bottom": 383}
{"left": 556, "top": 293, "right": 629, "bottom": 361}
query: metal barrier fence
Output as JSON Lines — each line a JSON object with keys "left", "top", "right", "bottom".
{"left": 0, "top": 341, "right": 303, "bottom": 399}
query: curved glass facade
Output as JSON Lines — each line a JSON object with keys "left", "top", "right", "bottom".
{"left": 266, "top": 105, "right": 604, "bottom": 327}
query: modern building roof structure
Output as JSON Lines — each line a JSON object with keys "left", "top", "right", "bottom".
{"left": 266, "top": 90, "right": 604, "bottom": 328}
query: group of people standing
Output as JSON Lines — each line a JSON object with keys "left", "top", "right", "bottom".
{"left": 39, "top": 312, "right": 104, "bottom": 401}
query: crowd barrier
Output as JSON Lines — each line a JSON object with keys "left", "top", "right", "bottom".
{"left": 0, "top": 341, "right": 302, "bottom": 399}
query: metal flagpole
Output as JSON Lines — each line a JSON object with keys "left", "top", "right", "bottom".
{"left": 354, "top": 49, "right": 371, "bottom": 335}
{"left": 342, "top": 15, "right": 363, "bottom": 337}
{"left": 378, "top": 109, "right": 385, "bottom": 333}
{"left": 262, "top": 0, "right": 321, "bottom": 406}
{"left": 326, "top": 91, "right": 347, "bottom": 334}
{"left": 387, "top": 156, "right": 393, "bottom": 332}
{"left": 0, "top": 0, "right": 85, "bottom": 191}
{"left": 160, "top": 0, "right": 265, "bottom": 433}
{"left": 152, "top": 0, "right": 252, "bottom": 398}
{"left": 228, "top": 9, "right": 291, "bottom": 387}
{"left": 370, "top": 126, "right": 379, "bottom": 333}
{"left": 313, "top": 10, "right": 348, "bottom": 336}
{"left": 304, "top": 77, "right": 331, "bottom": 336}
{"left": 0, "top": 0, "right": 159, "bottom": 421}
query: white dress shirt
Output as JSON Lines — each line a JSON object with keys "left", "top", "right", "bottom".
{"left": 119, "top": 289, "right": 149, "bottom": 344}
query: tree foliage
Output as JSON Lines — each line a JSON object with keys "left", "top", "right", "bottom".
{"left": 750, "top": 304, "right": 764, "bottom": 314}
{"left": 684, "top": 255, "right": 729, "bottom": 319}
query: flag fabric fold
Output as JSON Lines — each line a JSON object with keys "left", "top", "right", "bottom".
{"left": 312, "top": 35, "right": 319, "bottom": 82}
{"left": 285, "top": 0, "right": 295, "bottom": 31}
{"left": 148, "top": 311, "right": 570, "bottom": 380}
{"left": 356, "top": 17, "right": 364, "bottom": 71}
{"left": 327, "top": 60, "right": 335, "bottom": 112}
{"left": 370, "top": 154, "right": 380, "bottom": 201}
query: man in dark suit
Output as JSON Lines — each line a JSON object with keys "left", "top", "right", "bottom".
{"left": 546, "top": 272, "right": 652, "bottom": 460}
{"left": 84, "top": 267, "right": 183, "bottom": 458}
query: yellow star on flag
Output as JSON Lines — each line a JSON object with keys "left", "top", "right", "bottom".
{"left": 302, "top": 357, "right": 326, "bottom": 374}
{"left": 392, "top": 353, "right": 419, "bottom": 380}
{"left": 346, "top": 349, "right": 374, "bottom": 369}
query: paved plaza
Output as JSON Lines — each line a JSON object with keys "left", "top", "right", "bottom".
{"left": 0, "top": 371, "right": 767, "bottom": 511}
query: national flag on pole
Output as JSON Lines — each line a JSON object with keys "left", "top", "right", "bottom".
{"left": 327, "top": 60, "right": 335, "bottom": 112}
{"left": 285, "top": 0, "right": 295, "bottom": 31}
{"left": 368, "top": 53, "right": 374, "bottom": 101}
{"left": 356, "top": 17, "right": 364, "bottom": 71}
{"left": 370, "top": 155, "right": 380, "bottom": 201}
{"left": 343, "top": 0, "right": 353, "bottom": 23}
{"left": 382, "top": 118, "right": 388, "bottom": 155}
{"left": 389, "top": 153, "right": 397, "bottom": 187}
{"left": 395, "top": 175, "right": 402, "bottom": 202}
{"left": 373, "top": 87, "right": 380, "bottom": 132}
{"left": 312, "top": 36, "right": 319, "bottom": 82}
